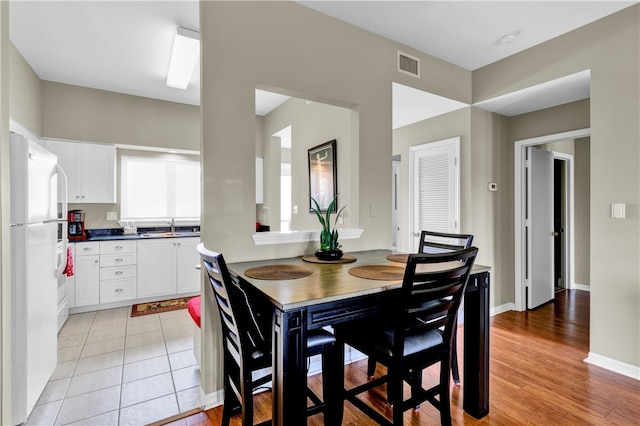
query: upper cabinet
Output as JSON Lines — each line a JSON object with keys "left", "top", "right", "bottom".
{"left": 44, "top": 139, "right": 116, "bottom": 203}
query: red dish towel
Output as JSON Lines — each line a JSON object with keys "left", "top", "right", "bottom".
{"left": 63, "top": 246, "right": 74, "bottom": 277}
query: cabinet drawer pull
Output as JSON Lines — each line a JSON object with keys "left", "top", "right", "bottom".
{"left": 115, "top": 288, "right": 123, "bottom": 293}
{"left": 115, "top": 258, "right": 123, "bottom": 263}
{"left": 94, "top": 259, "right": 99, "bottom": 264}
{"left": 83, "top": 247, "right": 93, "bottom": 252}
{"left": 115, "top": 270, "right": 123, "bottom": 276}
{"left": 115, "top": 245, "right": 123, "bottom": 250}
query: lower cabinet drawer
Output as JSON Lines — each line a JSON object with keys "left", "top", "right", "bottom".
{"left": 100, "top": 278, "right": 136, "bottom": 303}
{"left": 100, "top": 253, "right": 137, "bottom": 267}
{"left": 100, "top": 265, "right": 136, "bottom": 280}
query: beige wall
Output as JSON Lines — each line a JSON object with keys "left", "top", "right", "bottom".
{"left": 475, "top": 6, "right": 639, "bottom": 367}
{"left": 200, "top": 0, "right": 471, "bottom": 262}
{"left": 469, "top": 107, "right": 512, "bottom": 306}
{"left": 199, "top": 0, "right": 472, "bottom": 394}
{"left": 41, "top": 81, "right": 200, "bottom": 151}
{"left": 1, "top": 1, "right": 10, "bottom": 422}
{"left": 392, "top": 108, "right": 472, "bottom": 250}
{"left": 37, "top": 82, "right": 201, "bottom": 230}
{"left": 260, "top": 96, "right": 353, "bottom": 232}
{"left": 9, "top": 42, "right": 41, "bottom": 136}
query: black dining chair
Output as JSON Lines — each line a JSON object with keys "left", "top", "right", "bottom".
{"left": 368, "top": 230, "right": 474, "bottom": 386}
{"left": 336, "top": 247, "right": 478, "bottom": 426}
{"left": 197, "top": 243, "right": 340, "bottom": 426}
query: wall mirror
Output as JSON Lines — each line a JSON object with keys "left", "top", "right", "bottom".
{"left": 255, "top": 88, "right": 354, "bottom": 234}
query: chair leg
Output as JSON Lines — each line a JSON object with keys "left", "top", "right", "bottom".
{"left": 221, "top": 372, "right": 238, "bottom": 426}
{"left": 451, "top": 324, "right": 460, "bottom": 385}
{"left": 409, "top": 368, "right": 422, "bottom": 411}
{"left": 367, "top": 357, "right": 377, "bottom": 379}
{"left": 389, "top": 367, "right": 404, "bottom": 425}
{"left": 439, "top": 355, "right": 453, "bottom": 426}
{"left": 387, "top": 363, "right": 403, "bottom": 410}
{"left": 241, "top": 384, "right": 254, "bottom": 426}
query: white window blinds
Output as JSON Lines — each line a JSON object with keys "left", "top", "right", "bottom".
{"left": 418, "top": 152, "right": 451, "bottom": 231}
{"left": 411, "top": 137, "right": 459, "bottom": 236}
{"left": 121, "top": 155, "right": 200, "bottom": 221}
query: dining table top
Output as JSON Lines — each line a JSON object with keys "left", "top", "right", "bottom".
{"left": 227, "top": 249, "right": 490, "bottom": 311}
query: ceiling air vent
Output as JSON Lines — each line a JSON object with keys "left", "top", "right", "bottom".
{"left": 398, "top": 51, "right": 420, "bottom": 78}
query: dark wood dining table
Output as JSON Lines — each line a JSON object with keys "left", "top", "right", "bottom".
{"left": 228, "top": 249, "right": 490, "bottom": 425}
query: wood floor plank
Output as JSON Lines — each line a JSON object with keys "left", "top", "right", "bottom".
{"left": 162, "top": 290, "right": 640, "bottom": 425}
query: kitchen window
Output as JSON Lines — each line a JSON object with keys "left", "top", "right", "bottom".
{"left": 120, "top": 155, "right": 200, "bottom": 224}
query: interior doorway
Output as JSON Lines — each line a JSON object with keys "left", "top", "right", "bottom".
{"left": 553, "top": 155, "right": 570, "bottom": 292}
{"left": 514, "top": 128, "right": 589, "bottom": 311}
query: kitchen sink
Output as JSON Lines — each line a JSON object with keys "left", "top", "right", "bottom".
{"left": 171, "top": 232, "right": 200, "bottom": 237}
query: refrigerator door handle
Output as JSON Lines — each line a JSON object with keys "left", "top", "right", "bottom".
{"left": 55, "top": 164, "right": 68, "bottom": 277}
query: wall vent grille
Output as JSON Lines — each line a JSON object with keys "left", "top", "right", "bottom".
{"left": 398, "top": 51, "right": 420, "bottom": 78}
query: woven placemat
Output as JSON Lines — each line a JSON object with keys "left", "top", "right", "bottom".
{"left": 386, "top": 253, "right": 409, "bottom": 263}
{"left": 302, "top": 254, "right": 357, "bottom": 264}
{"left": 348, "top": 265, "right": 405, "bottom": 281}
{"left": 244, "top": 264, "right": 313, "bottom": 280}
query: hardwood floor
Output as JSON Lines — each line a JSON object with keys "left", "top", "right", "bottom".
{"left": 161, "top": 290, "right": 640, "bottom": 425}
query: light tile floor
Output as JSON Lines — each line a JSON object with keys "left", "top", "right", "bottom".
{"left": 26, "top": 306, "right": 201, "bottom": 425}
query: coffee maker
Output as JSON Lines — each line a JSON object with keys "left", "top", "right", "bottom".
{"left": 68, "top": 210, "right": 86, "bottom": 241}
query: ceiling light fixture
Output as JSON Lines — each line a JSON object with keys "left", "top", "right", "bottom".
{"left": 499, "top": 31, "right": 520, "bottom": 45}
{"left": 166, "top": 26, "right": 200, "bottom": 90}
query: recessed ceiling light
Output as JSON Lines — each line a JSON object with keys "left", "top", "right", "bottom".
{"left": 499, "top": 31, "right": 520, "bottom": 45}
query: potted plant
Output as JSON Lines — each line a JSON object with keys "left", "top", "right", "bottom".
{"left": 310, "top": 195, "right": 346, "bottom": 260}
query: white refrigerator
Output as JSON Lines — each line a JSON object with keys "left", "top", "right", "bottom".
{"left": 9, "top": 133, "right": 67, "bottom": 425}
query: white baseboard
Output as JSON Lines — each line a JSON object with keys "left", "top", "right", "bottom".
{"left": 573, "top": 282, "right": 590, "bottom": 292}
{"left": 584, "top": 352, "right": 640, "bottom": 380}
{"left": 201, "top": 388, "right": 224, "bottom": 411}
{"left": 490, "top": 302, "right": 515, "bottom": 316}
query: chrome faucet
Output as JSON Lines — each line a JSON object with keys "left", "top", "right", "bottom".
{"left": 169, "top": 217, "right": 176, "bottom": 234}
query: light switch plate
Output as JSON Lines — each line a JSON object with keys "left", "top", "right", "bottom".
{"left": 106, "top": 211, "right": 118, "bottom": 221}
{"left": 611, "top": 203, "right": 626, "bottom": 219}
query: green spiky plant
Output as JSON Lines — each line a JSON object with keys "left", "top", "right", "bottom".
{"left": 310, "top": 194, "right": 346, "bottom": 252}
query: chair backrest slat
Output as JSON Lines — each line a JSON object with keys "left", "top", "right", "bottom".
{"left": 393, "top": 247, "right": 478, "bottom": 353}
{"left": 419, "top": 230, "right": 474, "bottom": 254}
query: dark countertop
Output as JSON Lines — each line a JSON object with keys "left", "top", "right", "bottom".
{"left": 84, "top": 226, "right": 200, "bottom": 241}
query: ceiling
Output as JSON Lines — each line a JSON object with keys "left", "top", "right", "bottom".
{"left": 9, "top": 1, "right": 638, "bottom": 128}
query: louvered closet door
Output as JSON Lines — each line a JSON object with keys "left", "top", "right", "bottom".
{"left": 410, "top": 137, "right": 460, "bottom": 251}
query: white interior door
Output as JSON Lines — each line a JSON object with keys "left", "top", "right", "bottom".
{"left": 410, "top": 137, "right": 460, "bottom": 251}
{"left": 527, "top": 146, "right": 554, "bottom": 309}
{"left": 392, "top": 160, "right": 400, "bottom": 249}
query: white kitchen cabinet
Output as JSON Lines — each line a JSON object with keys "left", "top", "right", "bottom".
{"left": 137, "top": 239, "right": 178, "bottom": 299}
{"left": 44, "top": 139, "right": 116, "bottom": 203}
{"left": 176, "top": 238, "right": 201, "bottom": 294}
{"left": 99, "top": 241, "right": 137, "bottom": 304}
{"left": 137, "top": 237, "right": 200, "bottom": 299}
{"left": 74, "top": 242, "right": 100, "bottom": 307}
